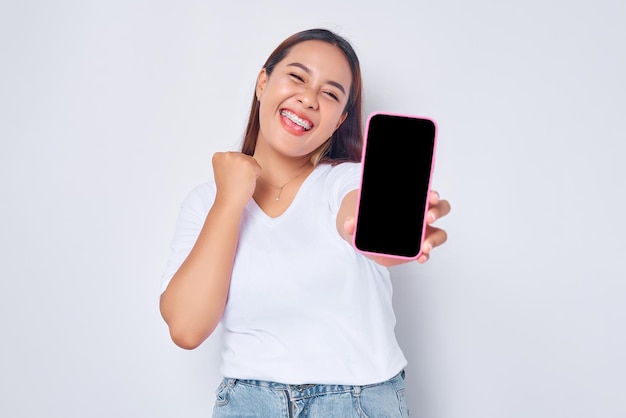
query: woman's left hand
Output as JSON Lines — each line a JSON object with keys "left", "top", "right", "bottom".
{"left": 342, "top": 190, "right": 450, "bottom": 266}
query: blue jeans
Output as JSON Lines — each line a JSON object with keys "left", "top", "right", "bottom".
{"left": 212, "top": 370, "right": 409, "bottom": 417}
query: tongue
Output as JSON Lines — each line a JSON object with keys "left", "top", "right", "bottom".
{"left": 283, "top": 114, "right": 306, "bottom": 131}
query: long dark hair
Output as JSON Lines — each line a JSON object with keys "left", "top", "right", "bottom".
{"left": 240, "top": 28, "right": 363, "bottom": 164}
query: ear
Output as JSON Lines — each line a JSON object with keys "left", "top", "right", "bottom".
{"left": 335, "top": 112, "right": 348, "bottom": 129}
{"left": 256, "top": 69, "right": 268, "bottom": 100}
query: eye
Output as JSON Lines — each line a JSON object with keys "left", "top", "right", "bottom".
{"left": 289, "top": 73, "right": 304, "bottom": 82}
{"left": 323, "top": 91, "right": 339, "bottom": 102}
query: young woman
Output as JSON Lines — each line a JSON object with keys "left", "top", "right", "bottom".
{"left": 160, "top": 28, "right": 450, "bottom": 417}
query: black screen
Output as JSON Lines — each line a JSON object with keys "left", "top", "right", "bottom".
{"left": 355, "top": 114, "right": 436, "bottom": 258}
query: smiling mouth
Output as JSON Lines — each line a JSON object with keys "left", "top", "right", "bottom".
{"left": 280, "top": 109, "right": 313, "bottom": 131}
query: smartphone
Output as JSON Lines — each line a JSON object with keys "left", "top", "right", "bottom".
{"left": 354, "top": 112, "right": 437, "bottom": 260}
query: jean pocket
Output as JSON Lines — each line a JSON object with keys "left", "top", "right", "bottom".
{"left": 214, "top": 379, "right": 231, "bottom": 407}
{"left": 396, "top": 388, "right": 409, "bottom": 418}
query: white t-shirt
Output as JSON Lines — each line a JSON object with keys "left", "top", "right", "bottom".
{"left": 161, "top": 162, "right": 407, "bottom": 385}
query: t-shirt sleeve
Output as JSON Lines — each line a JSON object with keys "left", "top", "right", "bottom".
{"left": 160, "top": 183, "right": 215, "bottom": 294}
{"left": 326, "top": 162, "right": 362, "bottom": 214}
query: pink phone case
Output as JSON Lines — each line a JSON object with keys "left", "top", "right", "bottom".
{"left": 353, "top": 111, "right": 438, "bottom": 261}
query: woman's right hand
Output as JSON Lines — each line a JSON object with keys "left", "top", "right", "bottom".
{"left": 212, "top": 152, "right": 261, "bottom": 208}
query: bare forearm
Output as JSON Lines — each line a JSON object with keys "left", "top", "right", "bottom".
{"left": 160, "top": 199, "right": 243, "bottom": 349}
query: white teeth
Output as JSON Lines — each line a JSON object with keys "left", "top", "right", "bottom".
{"left": 281, "top": 110, "right": 312, "bottom": 131}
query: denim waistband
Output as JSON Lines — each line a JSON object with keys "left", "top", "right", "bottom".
{"left": 223, "top": 370, "right": 405, "bottom": 399}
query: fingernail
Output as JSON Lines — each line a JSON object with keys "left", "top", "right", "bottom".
{"left": 428, "top": 212, "right": 436, "bottom": 223}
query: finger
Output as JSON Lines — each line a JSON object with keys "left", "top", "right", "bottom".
{"left": 251, "top": 160, "right": 262, "bottom": 177}
{"left": 244, "top": 154, "right": 262, "bottom": 176}
{"left": 428, "top": 190, "right": 440, "bottom": 205}
{"left": 422, "top": 226, "right": 448, "bottom": 252}
{"left": 417, "top": 226, "right": 447, "bottom": 264}
{"left": 426, "top": 198, "right": 451, "bottom": 224}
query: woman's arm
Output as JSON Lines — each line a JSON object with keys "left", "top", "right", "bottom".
{"left": 337, "top": 189, "right": 450, "bottom": 266}
{"left": 160, "top": 152, "right": 260, "bottom": 349}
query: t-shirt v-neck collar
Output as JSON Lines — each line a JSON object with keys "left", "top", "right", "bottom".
{"left": 247, "top": 165, "right": 324, "bottom": 224}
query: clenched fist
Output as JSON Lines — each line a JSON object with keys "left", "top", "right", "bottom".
{"left": 212, "top": 152, "right": 262, "bottom": 209}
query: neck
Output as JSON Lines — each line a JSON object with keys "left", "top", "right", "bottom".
{"left": 252, "top": 151, "right": 314, "bottom": 203}
{"left": 252, "top": 143, "right": 314, "bottom": 186}
{"left": 255, "top": 159, "right": 313, "bottom": 188}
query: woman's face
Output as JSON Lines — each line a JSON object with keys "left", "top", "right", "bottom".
{"left": 255, "top": 40, "right": 352, "bottom": 160}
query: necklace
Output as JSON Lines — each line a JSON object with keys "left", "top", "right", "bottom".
{"left": 259, "top": 165, "right": 312, "bottom": 201}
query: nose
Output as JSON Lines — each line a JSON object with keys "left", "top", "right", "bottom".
{"left": 297, "top": 87, "right": 318, "bottom": 109}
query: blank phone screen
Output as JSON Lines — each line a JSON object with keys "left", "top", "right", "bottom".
{"left": 354, "top": 113, "right": 436, "bottom": 258}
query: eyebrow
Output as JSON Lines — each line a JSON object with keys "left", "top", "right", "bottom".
{"left": 286, "top": 62, "right": 347, "bottom": 95}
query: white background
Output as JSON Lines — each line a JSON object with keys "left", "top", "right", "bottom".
{"left": 1, "top": 0, "right": 625, "bottom": 417}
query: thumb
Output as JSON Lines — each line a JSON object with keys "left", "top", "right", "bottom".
{"left": 343, "top": 216, "right": 356, "bottom": 237}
